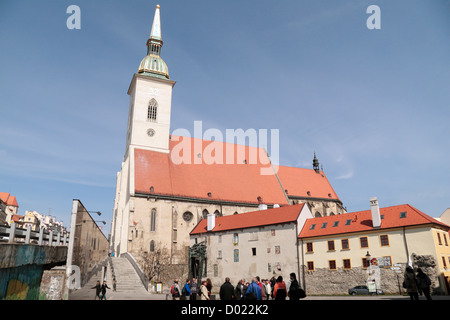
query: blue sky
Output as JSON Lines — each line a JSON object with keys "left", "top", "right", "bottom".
{"left": 1, "top": 0, "right": 449, "bottom": 237}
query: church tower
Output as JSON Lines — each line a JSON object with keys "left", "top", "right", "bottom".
{"left": 112, "top": 5, "right": 175, "bottom": 256}
{"left": 124, "top": 4, "right": 175, "bottom": 157}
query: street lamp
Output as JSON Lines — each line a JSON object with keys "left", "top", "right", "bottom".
{"left": 88, "top": 211, "right": 102, "bottom": 216}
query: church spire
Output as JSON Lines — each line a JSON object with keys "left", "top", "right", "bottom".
{"left": 138, "top": 4, "right": 169, "bottom": 79}
{"left": 147, "top": 4, "right": 162, "bottom": 54}
{"left": 313, "top": 152, "right": 320, "bottom": 173}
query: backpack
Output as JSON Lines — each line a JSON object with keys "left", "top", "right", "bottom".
{"left": 171, "top": 285, "right": 180, "bottom": 297}
{"left": 182, "top": 285, "right": 187, "bottom": 296}
{"left": 245, "top": 285, "right": 257, "bottom": 300}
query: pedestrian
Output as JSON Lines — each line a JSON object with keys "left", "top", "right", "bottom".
{"left": 256, "top": 276, "right": 264, "bottom": 298}
{"left": 112, "top": 276, "right": 117, "bottom": 292}
{"left": 403, "top": 266, "right": 419, "bottom": 301}
{"left": 206, "top": 278, "right": 212, "bottom": 299}
{"left": 416, "top": 268, "right": 432, "bottom": 300}
{"left": 288, "top": 273, "right": 300, "bottom": 300}
{"left": 367, "top": 279, "right": 377, "bottom": 295}
{"left": 270, "top": 276, "right": 276, "bottom": 292}
{"left": 170, "top": 279, "right": 181, "bottom": 300}
{"left": 219, "top": 277, "right": 235, "bottom": 300}
{"left": 244, "top": 277, "right": 262, "bottom": 300}
{"left": 181, "top": 279, "right": 191, "bottom": 300}
{"left": 234, "top": 279, "right": 244, "bottom": 300}
{"left": 101, "top": 281, "right": 110, "bottom": 300}
{"left": 264, "top": 279, "right": 272, "bottom": 300}
{"left": 189, "top": 278, "right": 198, "bottom": 300}
{"left": 200, "top": 280, "right": 210, "bottom": 300}
{"left": 273, "top": 276, "right": 287, "bottom": 300}
{"left": 92, "top": 280, "right": 102, "bottom": 300}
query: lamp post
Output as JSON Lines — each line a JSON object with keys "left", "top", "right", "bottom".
{"left": 366, "top": 251, "right": 371, "bottom": 267}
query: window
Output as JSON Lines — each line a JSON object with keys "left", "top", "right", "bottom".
{"left": 306, "top": 242, "right": 313, "bottom": 253}
{"left": 309, "top": 224, "right": 316, "bottom": 230}
{"left": 275, "top": 246, "right": 281, "bottom": 254}
{"left": 444, "top": 233, "right": 449, "bottom": 246}
{"left": 400, "top": 211, "right": 407, "bottom": 218}
{"left": 252, "top": 248, "right": 257, "bottom": 256}
{"left": 147, "top": 98, "right": 158, "bottom": 121}
{"left": 271, "top": 229, "right": 276, "bottom": 236}
{"left": 345, "top": 219, "right": 351, "bottom": 226}
{"left": 233, "top": 233, "right": 239, "bottom": 245}
{"left": 183, "top": 211, "right": 193, "bottom": 222}
{"left": 321, "top": 222, "right": 328, "bottom": 229}
{"left": 307, "top": 261, "right": 314, "bottom": 271}
{"left": 382, "top": 256, "right": 392, "bottom": 267}
{"left": 341, "top": 239, "right": 349, "bottom": 250}
{"left": 343, "top": 259, "right": 351, "bottom": 269}
{"left": 327, "top": 240, "right": 335, "bottom": 251}
{"left": 202, "top": 209, "right": 209, "bottom": 219}
{"left": 442, "top": 256, "right": 447, "bottom": 268}
{"left": 217, "top": 250, "right": 222, "bottom": 259}
{"left": 234, "top": 249, "right": 239, "bottom": 262}
{"left": 329, "top": 260, "right": 336, "bottom": 270}
{"left": 437, "top": 233, "right": 442, "bottom": 245}
{"left": 380, "top": 234, "right": 389, "bottom": 246}
{"left": 360, "top": 236, "right": 368, "bottom": 248}
{"left": 333, "top": 221, "right": 339, "bottom": 227}
{"left": 150, "top": 208, "right": 156, "bottom": 231}
{"left": 362, "top": 258, "right": 370, "bottom": 269}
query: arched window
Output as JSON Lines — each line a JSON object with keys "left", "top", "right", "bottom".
{"left": 150, "top": 240, "right": 155, "bottom": 252}
{"left": 315, "top": 211, "right": 322, "bottom": 218}
{"left": 202, "top": 209, "right": 209, "bottom": 219}
{"left": 148, "top": 98, "right": 158, "bottom": 121}
{"left": 214, "top": 210, "right": 221, "bottom": 217}
{"left": 150, "top": 208, "right": 156, "bottom": 231}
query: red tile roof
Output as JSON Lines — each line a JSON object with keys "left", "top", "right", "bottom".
{"left": 276, "top": 166, "right": 340, "bottom": 201}
{"left": 134, "top": 135, "right": 340, "bottom": 206}
{"left": 0, "top": 192, "right": 18, "bottom": 207}
{"left": 190, "top": 203, "right": 306, "bottom": 235}
{"left": 135, "top": 135, "right": 289, "bottom": 205}
{"left": 299, "top": 204, "right": 449, "bottom": 239}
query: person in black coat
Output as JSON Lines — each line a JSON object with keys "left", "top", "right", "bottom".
{"left": 101, "top": 281, "right": 111, "bottom": 300}
{"left": 219, "top": 277, "right": 235, "bottom": 300}
{"left": 288, "top": 273, "right": 300, "bottom": 300}
{"left": 92, "top": 280, "right": 102, "bottom": 300}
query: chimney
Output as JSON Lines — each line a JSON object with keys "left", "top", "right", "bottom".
{"left": 207, "top": 213, "right": 215, "bottom": 232}
{"left": 370, "top": 197, "right": 381, "bottom": 228}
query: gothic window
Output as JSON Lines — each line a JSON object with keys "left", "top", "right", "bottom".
{"left": 148, "top": 98, "right": 158, "bottom": 122}
{"left": 214, "top": 210, "right": 221, "bottom": 217}
{"left": 150, "top": 208, "right": 156, "bottom": 231}
{"left": 202, "top": 209, "right": 209, "bottom": 219}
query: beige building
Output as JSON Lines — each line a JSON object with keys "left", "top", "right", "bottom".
{"left": 71, "top": 199, "right": 109, "bottom": 286}
{"left": 189, "top": 204, "right": 312, "bottom": 288}
{"left": 298, "top": 198, "right": 450, "bottom": 295}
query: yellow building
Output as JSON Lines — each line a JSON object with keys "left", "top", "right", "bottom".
{"left": 298, "top": 198, "right": 450, "bottom": 295}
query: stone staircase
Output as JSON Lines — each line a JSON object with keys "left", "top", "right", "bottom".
{"left": 110, "top": 257, "right": 148, "bottom": 294}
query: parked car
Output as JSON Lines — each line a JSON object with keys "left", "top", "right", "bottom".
{"left": 348, "top": 285, "right": 384, "bottom": 295}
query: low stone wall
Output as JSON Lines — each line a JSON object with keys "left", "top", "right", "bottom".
{"left": 303, "top": 265, "right": 406, "bottom": 295}
{"left": 302, "top": 254, "right": 442, "bottom": 295}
